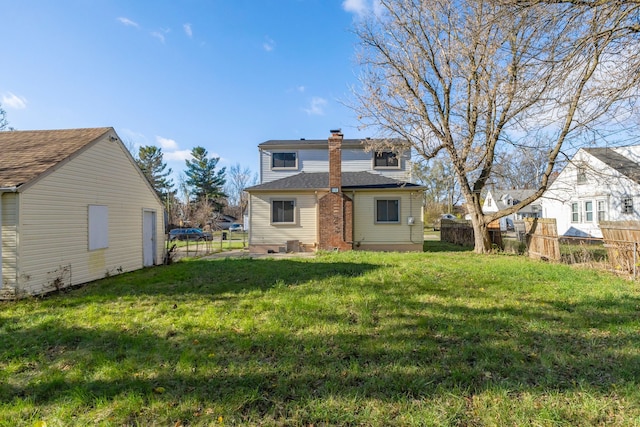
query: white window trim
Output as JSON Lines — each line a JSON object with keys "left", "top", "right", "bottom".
{"left": 270, "top": 198, "right": 297, "bottom": 225}
{"left": 570, "top": 202, "right": 580, "bottom": 223}
{"left": 375, "top": 198, "right": 401, "bottom": 224}
{"left": 584, "top": 200, "right": 593, "bottom": 223}
{"left": 271, "top": 151, "right": 299, "bottom": 171}
{"left": 597, "top": 199, "right": 607, "bottom": 223}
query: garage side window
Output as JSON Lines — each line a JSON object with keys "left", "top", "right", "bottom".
{"left": 88, "top": 205, "right": 108, "bottom": 250}
{"left": 272, "top": 200, "right": 295, "bottom": 224}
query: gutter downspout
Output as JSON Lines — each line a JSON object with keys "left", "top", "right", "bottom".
{"left": 0, "top": 187, "right": 18, "bottom": 290}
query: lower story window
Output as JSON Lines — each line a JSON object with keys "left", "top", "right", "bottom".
{"left": 376, "top": 199, "right": 400, "bottom": 223}
{"left": 571, "top": 202, "right": 579, "bottom": 223}
{"left": 597, "top": 200, "right": 606, "bottom": 222}
{"left": 272, "top": 200, "right": 295, "bottom": 223}
{"left": 584, "top": 201, "right": 593, "bottom": 222}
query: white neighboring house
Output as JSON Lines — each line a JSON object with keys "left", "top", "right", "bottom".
{"left": 540, "top": 146, "right": 640, "bottom": 238}
{"left": 0, "top": 128, "right": 165, "bottom": 299}
{"left": 483, "top": 189, "right": 542, "bottom": 231}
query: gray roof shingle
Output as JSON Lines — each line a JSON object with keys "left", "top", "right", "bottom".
{"left": 585, "top": 147, "right": 640, "bottom": 185}
{"left": 246, "top": 171, "right": 423, "bottom": 191}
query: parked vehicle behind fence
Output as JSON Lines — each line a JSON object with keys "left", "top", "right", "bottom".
{"left": 168, "top": 228, "right": 213, "bottom": 241}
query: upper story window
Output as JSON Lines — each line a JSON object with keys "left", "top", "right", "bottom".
{"left": 622, "top": 197, "right": 634, "bottom": 214}
{"left": 374, "top": 151, "right": 400, "bottom": 169}
{"left": 272, "top": 152, "right": 297, "bottom": 169}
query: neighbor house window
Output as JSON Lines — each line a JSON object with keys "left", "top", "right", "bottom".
{"left": 272, "top": 152, "right": 297, "bottom": 169}
{"left": 584, "top": 201, "right": 593, "bottom": 222}
{"left": 376, "top": 199, "right": 400, "bottom": 223}
{"left": 597, "top": 200, "right": 606, "bottom": 222}
{"left": 88, "top": 205, "right": 108, "bottom": 250}
{"left": 577, "top": 166, "right": 587, "bottom": 184}
{"left": 571, "top": 202, "right": 579, "bottom": 223}
{"left": 374, "top": 151, "right": 399, "bottom": 168}
{"left": 272, "top": 200, "right": 295, "bottom": 223}
{"left": 622, "top": 197, "right": 634, "bottom": 214}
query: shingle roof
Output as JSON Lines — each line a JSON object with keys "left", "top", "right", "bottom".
{"left": 258, "top": 138, "right": 408, "bottom": 149}
{"left": 585, "top": 147, "right": 640, "bottom": 185}
{"left": 0, "top": 128, "right": 112, "bottom": 188}
{"left": 246, "top": 171, "right": 423, "bottom": 191}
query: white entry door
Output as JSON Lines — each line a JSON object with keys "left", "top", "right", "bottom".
{"left": 143, "top": 210, "right": 156, "bottom": 266}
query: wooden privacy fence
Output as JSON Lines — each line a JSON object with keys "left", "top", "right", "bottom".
{"left": 524, "top": 218, "right": 561, "bottom": 261}
{"left": 600, "top": 220, "right": 640, "bottom": 278}
{"left": 440, "top": 219, "right": 502, "bottom": 248}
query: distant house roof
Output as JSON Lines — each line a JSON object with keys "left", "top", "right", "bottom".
{"left": 488, "top": 188, "right": 540, "bottom": 213}
{"left": 585, "top": 147, "right": 640, "bottom": 185}
{"left": 246, "top": 171, "right": 424, "bottom": 191}
{"left": 258, "top": 138, "right": 408, "bottom": 150}
{"left": 0, "top": 128, "right": 112, "bottom": 188}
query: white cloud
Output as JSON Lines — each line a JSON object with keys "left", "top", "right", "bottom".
{"left": 117, "top": 17, "right": 139, "bottom": 27}
{"left": 342, "top": 0, "right": 383, "bottom": 18}
{"left": 164, "top": 149, "right": 193, "bottom": 162}
{"left": 263, "top": 36, "right": 276, "bottom": 52}
{"left": 342, "top": 0, "right": 367, "bottom": 16}
{"left": 303, "top": 97, "right": 328, "bottom": 116}
{"left": 2, "top": 92, "right": 27, "bottom": 109}
{"left": 150, "top": 31, "right": 166, "bottom": 43}
{"left": 184, "top": 23, "right": 193, "bottom": 38}
{"left": 297, "top": 86, "right": 305, "bottom": 93}
{"left": 156, "top": 136, "right": 178, "bottom": 151}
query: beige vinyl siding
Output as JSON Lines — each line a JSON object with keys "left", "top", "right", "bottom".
{"left": 16, "top": 136, "right": 164, "bottom": 296}
{"left": 261, "top": 148, "right": 412, "bottom": 183}
{"left": 352, "top": 191, "right": 423, "bottom": 246}
{"left": 1, "top": 192, "right": 18, "bottom": 288}
{"left": 249, "top": 192, "right": 318, "bottom": 246}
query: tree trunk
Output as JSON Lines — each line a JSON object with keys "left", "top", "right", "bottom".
{"left": 471, "top": 217, "right": 492, "bottom": 254}
{"left": 467, "top": 195, "right": 492, "bottom": 254}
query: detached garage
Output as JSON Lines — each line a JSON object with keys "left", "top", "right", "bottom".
{"left": 0, "top": 127, "right": 165, "bottom": 299}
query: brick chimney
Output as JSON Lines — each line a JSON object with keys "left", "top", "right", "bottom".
{"left": 328, "top": 129, "right": 343, "bottom": 191}
{"left": 318, "top": 129, "right": 352, "bottom": 251}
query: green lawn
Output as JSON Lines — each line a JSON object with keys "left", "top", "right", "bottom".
{"left": 2, "top": 247, "right": 640, "bottom": 426}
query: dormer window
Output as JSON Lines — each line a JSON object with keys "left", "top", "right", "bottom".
{"left": 374, "top": 151, "right": 399, "bottom": 168}
{"left": 272, "top": 152, "right": 297, "bottom": 169}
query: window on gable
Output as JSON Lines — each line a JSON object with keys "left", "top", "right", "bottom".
{"left": 272, "top": 152, "right": 297, "bottom": 169}
{"left": 272, "top": 199, "right": 295, "bottom": 223}
{"left": 571, "top": 202, "right": 579, "bottom": 223}
{"left": 376, "top": 199, "right": 400, "bottom": 223}
{"left": 622, "top": 197, "right": 634, "bottom": 214}
{"left": 374, "top": 151, "right": 399, "bottom": 168}
{"left": 577, "top": 166, "right": 587, "bottom": 184}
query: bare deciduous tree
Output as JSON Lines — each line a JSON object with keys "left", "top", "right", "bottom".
{"left": 350, "top": 0, "right": 640, "bottom": 252}
{"left": 224, "top": 163, "right": 257, "bottom": 220}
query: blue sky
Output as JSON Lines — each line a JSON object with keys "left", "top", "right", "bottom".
{"left": 0, "top": 0, "right": 377, "bottom": 180}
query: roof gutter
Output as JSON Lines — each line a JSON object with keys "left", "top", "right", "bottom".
{"left": 0, "top": 187, "right": 18, "bottom": 193}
